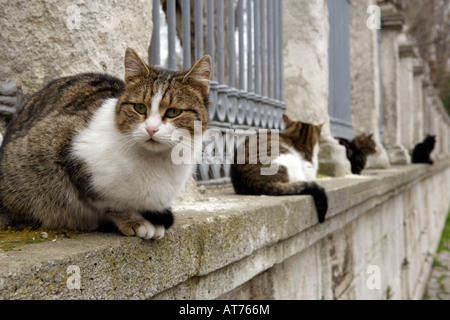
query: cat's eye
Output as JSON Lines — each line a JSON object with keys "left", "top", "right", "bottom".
{"left": 165, "top": 108, "right": 182, "bottom": 119}
{"left": 134, "top": 103, "right": 147, "bottom": 115}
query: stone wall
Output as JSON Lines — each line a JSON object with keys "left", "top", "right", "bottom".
{"left": 283, "top": 0, "right": 351, "bottom": 177}
{"left": 0, "top": 0, "right": 153, "bottom": 98}
{"left": 349, "top": 0, "right": 390, "bottom": 169}
{"left": 1, "top": 160, "right": 449, "bottom": 299}
{"left": 220, "top": 163, "right": 450, "bottom": 300}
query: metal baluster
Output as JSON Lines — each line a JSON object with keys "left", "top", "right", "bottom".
{"left": 237, "top": 0, "right": 247, "bottom": 125}
{"left": 206, "top": 0, "right": 218, "bottom": 122}
{"left": 195, "top": 0, "right": 204, "bottom": 61}
{"left": 247, "top": 0, "right": 258, "bottom": 128}
{"left": 227, "top": 0, "right": 237, "bottom": 124}
{"left": 254, "top": 0, "right": 260, "bottom": 96}
{"left": 278, "top": 0, "right": 286, "bottom": 130}
{"left": 238, "top": 0, "right": 245, "bottom": 91}
{"left": 182, "top": 0, "right": 191, "bottom": 70}
{"left": 267, "top": 0, "right": 273, "bottom": 100}
{"left": 246, "top": 0, "right": 253, "bottom": 94}
{"left": 246, "top": 0, "right": 262, "bottom": 126}
{"left": 217, "top": 0, "right": 225, "bottom": 85}
{"left": 167, "top": 0, "right": 176, "bottom": 69}
{"left": 206, "top": 0, "right": 215, "bottom": 80}
{"left": 216, "top": 0, "right": 228, "bottom": 123}
{"left": 260, "top": 1, "right": 266, "bottom": 97}
{"left": 268, "top": 0, "right": 279, "bottom": 129}
{"left": 151, "top": 0, "right": 161, "bottom": 66}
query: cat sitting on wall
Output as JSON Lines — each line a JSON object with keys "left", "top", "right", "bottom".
{"left": 230, "top": 115, "right": 328, "bottom": 224}
{"left": 412, "top": 135, "right": 436, "bottom": 165}
{"left": 0, "top": 48, "right": 212, "bottom": 240}
{"left": 336, "top": 133, "right": 376, "bottom": 175}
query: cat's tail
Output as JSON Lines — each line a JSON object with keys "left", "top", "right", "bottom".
{"left": 257, "top": 181, "right": 328, "bottom": 224}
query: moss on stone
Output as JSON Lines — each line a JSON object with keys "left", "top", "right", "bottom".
{"left": 0, "top": 227, "right": 79, "bottom": 251}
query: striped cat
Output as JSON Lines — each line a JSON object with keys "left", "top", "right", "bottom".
{"left": 0, "top": 48, "right": 211, "bottom": 239}
{"left": 230, "top": 115, "right": 328, "bottom": 223}
{"left": 336, "top": 133, "right": 376, "bottom": 175}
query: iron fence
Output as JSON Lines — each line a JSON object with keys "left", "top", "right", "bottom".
{"left": 150, "top": 0, "right": 286, "bottom": 185}
{"left": 327, "top": 0, "right": 353, "bottom": 140}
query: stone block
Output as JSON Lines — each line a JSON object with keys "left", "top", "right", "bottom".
{"left": 0, "top": 0, "right": 153, "bottom": 97}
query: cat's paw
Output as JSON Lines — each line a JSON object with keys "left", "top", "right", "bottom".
{"left": 134, "top": 220, "right": 156, "bottom": 239}
{"left": 153, "top": 225, "right": 166, "bottom": 240}
{"left": 117, "top": 219, "right": 165, "bottom": 240}
{"left": 110, "top": 212, "right": 168, "bottom": 240}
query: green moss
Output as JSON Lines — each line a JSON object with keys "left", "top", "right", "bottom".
{"left": 437, "top": 275, "right": 448, "bottom": 295}
{"left": 386, "top": 286, "right": 393, "bottom": 300}
{"left": 401, "top": 258, "right": 409, "bottom": 268}
{"left": 0, "top": 227, "right": 79, "bottom": 251}
{"left": 317, "top": 172, "right": 332, "bottom": 179}
{"left": 437, "top": 209, "right": 450, "bottom": 253}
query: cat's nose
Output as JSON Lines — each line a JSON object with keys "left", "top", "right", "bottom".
{"left": 146, "top": 127, "right": 159, "bottom": 138}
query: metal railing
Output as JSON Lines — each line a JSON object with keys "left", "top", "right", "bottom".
{"left": 150, "top": 0, "right": 286, "bottom": 185}
{"left": 327, "top": 0, "right": 353, "bottom": 140}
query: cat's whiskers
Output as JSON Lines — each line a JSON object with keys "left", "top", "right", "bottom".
{"left": 116, "top": 132, "right": 143, "bottom": 153}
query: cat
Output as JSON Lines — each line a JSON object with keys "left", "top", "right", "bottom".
{"left": 336, "top": 133, "right": 376, "bottom": 175}
{"left": 412, "top": 134, "right": 436, "bottom": 165}
{"left": 0, "top": 48, "right": 212, "bottom": 240}
{"left": 230, "top": 114, "right": 328, "bottom": 223}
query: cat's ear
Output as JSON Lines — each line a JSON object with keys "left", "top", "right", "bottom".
{"left": 282, "top": 114, "right": 294, "bottom": 128}
{"left": 317, "top": 123, "right": 324, "bottom": 131}
{"left": 124, "top": 48, "right": 150, "bottom": 82}
{"left": 183, "top": 55, "right": 212, "bottom": 94}
{"left": 368, "top": 133, "right": 374, "bottom": 139}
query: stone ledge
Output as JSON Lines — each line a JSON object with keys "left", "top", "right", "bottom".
{"left": 1, "top": 158, "right": 449, "bottom": 299}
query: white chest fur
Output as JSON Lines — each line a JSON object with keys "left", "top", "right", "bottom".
{"left": 71, "top": 98, "right": 192, "bottom": 212}
{"left": 273, "top": 143, "right": 319, "bottom": 182}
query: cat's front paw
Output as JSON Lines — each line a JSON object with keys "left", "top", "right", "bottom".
{"left": 133, "top": 221, "right": 167, "bottom": 240}
{"left": 134, "top": 220, "right": 156, "bottom": 239}
{"left": 109, "top": 212, "right": 168, "bottom": 240}
{"left": 116, "top": 219, "right": 165, "bottom": 240}
{"left": 117, "top": 219, "right": 152, "bottom": 239}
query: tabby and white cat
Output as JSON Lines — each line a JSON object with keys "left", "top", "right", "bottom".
{"left": 336, "top": 133, "right": 376, "bottom": 175}
{"left": 230, "top": 115, "right": 328, "bottom": 223}
{"left": 0, "top": 48, "right": 211, "bottom": 239}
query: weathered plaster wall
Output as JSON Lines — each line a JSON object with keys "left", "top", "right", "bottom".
{"left": 218, "top": 162, "right": 450, "bottom": 300}
{"left": 1, "top": 160, "right": 448, "bottom": 300}
{"left": 283, "top": 0, "right": 351, "bottom": 177}
{"left": 0, "top": 0, "right": 153, "bottom": 97}
{"left": 349, "top": 0, "right": 390, "bottom": 170}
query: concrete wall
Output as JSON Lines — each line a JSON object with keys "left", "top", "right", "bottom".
{"left": 220, "top": 163, "right": 450, "bottom": 300}
{"left": 283, "top": 0, "right": 351, "bottom": 177}
{"left": 1, "top": 160, "right": 449, "bottom": 299}
{"left": 349, "top": 0, "right": 390, "bottom": 169}
{"left": 0, "top": 0, "right": 152, "bottom": 98}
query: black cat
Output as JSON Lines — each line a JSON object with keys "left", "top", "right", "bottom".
{"left": 412, "top": 135, "right": 436, "bottom": 165}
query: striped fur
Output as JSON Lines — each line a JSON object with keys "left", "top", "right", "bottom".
{"left": 0, "top": 48, "right": 211, "bottom": 239}
{"left": 337, "top": 133, "right": 376, "bottom": 174}
{"left": 231, "top": 115, "right": 328, "bottom": 223}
